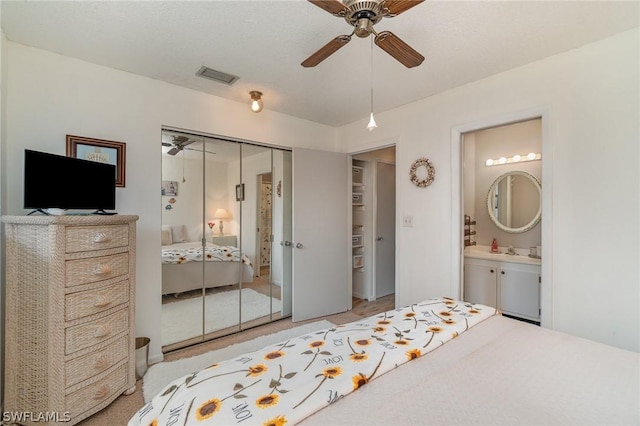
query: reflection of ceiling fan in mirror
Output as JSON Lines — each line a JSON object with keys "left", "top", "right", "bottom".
{"left": 162, "top": 135, "right": 195, "bottom": 156}
{"left": 162, "top": 135, "right": 216, "bottom": 155}
{"left": 302, "top": 0, "right": 425, "bottom": 68}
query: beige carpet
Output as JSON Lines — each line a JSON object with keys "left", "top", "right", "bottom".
{"left": 79, "top": 311, "right": 362, "bottom": 426}
{"left": 161, "top": 288, "right": 281, "bottom": 345}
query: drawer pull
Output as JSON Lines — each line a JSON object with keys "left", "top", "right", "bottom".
{"left": 93, "top": 232, "right": 111, "bottom": 243}
{"left": 94, "top": 325, "right": 112, "bottom": 338}
{"left": 93, "top": 295, "right": 112, "bottom": 308}
{"left": 94, "top": 354, "right": 110, "bottom": 370}
{"left": 92, "top": 264, "right": 112, "bottom": 275}
{"left": 94, "top": 384, "right": 110, "bottom": 400}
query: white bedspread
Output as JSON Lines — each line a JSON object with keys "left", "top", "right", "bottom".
{"left": 303, "top": 315, "right": 640, "bottom": 425}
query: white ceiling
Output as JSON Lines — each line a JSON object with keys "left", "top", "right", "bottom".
{"left": 2, "top": 1, "right": 638, "bottom": 127}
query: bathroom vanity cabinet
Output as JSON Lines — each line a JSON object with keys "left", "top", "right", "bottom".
{"left": 464, "top": 257, "right": 541, "bottom": 322}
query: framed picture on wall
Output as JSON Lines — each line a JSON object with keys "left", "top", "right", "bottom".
{"left": 66, "top": 135, "right": 126, "bottom": 187}
{"left": 162, "top": 180, "right": 178, "bottom": 196}
{"left": 235, "top": 184, "right": 245, "bottom": 201}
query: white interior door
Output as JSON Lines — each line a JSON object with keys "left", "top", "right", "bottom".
{"left": 292, "top": 148, "right": 349, "bottom": 321}
{"left": 375, "top": 162, "right": 396, "bottom": 298}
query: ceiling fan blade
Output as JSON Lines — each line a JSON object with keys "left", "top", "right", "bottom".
{"left": 308, "top": 0, "right": 347, "bottom": 16}
{"left": 167, "top": 147, "right": 181, "bottom": 156}
{"left": 301, "top": 35, "right": 351, "bottom": 67}
{"left": 383, "top": 0, "right": 425, "bottom": 16}
{"left": 375, "top": 31, "right": 424, "bottom": 68}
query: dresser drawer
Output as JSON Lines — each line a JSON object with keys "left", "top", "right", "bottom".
{"left": 66, "top": 336, "right": 128, "bottom": 387}
{"left": 66, "top": 280, "right": 129, "bottom": 321}
{"left": 66, "top": 309, "right": 128, "bottom": 355}
{"left": 66, "top": 253, "right": 129, "bottom": 287}
{"left": 66, "top": 364, "right": 127, "bottom": 419}
{"left": 66, "top": 225, "right": 129, "bottom": 253}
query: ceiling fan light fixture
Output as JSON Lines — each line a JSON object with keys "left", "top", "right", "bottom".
{"left": 354, "top": 17, "right": 373, "bottom": 37}
{"left": 249, "top": 91, "right": 263, "bottom": 113}
{"left": 367, "top": 112, "right": 378, "bottom": 131}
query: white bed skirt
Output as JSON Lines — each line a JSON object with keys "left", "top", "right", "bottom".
{"left": 162, "top": 261, "right": 254, "bottom": 295}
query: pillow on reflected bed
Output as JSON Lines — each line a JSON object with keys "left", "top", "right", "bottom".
{"left": 161, "top": 226, "right": 172, "bottom": 245}
{"left": 171, "top": 225, "right": 188, "bottom": 243}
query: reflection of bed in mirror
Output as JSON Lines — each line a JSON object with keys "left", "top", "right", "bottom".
{"left": 162, "top": 237, "right": 254, "bottom": 295}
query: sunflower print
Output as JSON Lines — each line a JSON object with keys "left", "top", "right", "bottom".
{"left": 350, "top": 353, "right": 368, "bottom": 362}
{"left": 195, "top": 398, "right": 222, "bottom": 421}
{"left": 263, "top": 415, "right": 288, "bottom": 426}
{"left": 133, "top": 297, "right": 496, "bottom": 426}
{"left": 352, "top": 373, "right": 369, "bottom": 390}
{"left": 256, "top": 394, "right": 279, "bottom": 409}
{"left": 248, "top": 364, "right": 268, "bottom": 377}
{"left": 322, "top": 366, "right": 342, "bottom": 378}
{"left": 407, "top": 349, "right": 421, "bottom": 360}
{"left": 264, "top": 350, "right": 285, "bottom": 360}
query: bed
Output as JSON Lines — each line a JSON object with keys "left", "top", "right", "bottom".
{"left": 130, "top": 298, "right": 639, "bottom": 425}
{"left": 162, "top": 241, "right": 254, "bottom": 295}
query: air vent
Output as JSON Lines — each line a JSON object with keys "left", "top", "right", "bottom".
{"left": 196, "top": 66, "right": 239, "bottom": 85}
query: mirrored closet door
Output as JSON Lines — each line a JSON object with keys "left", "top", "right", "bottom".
{"left": 161, "top": 129, "right": 292, "bottom": 351}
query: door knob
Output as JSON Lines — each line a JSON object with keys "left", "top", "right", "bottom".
{"left": 281, "top": 241, "right": 292, "bottom": 247}
{"left": 295, "top": 243, "right": 304, "bottom": 249}
{"left": 376, "top": 236, "right": 384, "bottom": 241}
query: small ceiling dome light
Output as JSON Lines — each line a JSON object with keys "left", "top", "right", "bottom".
{"left": 250, "top": 91, "right": 263, "bottom": 113}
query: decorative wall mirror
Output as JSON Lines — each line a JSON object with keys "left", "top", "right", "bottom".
{"left": 486, "top": 170, "right": 541, "bottom": 233}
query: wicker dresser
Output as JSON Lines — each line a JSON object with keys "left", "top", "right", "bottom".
{"left": 2, "top": 215, "right": 138, "bottom": 425}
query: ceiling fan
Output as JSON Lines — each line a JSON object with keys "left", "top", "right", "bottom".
{"left": 302, "top": 0, "right": 425, "bottom": 68}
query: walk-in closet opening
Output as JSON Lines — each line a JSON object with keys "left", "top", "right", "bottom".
{"left": 350, "top": 146, "right": 396, "bottom": 309}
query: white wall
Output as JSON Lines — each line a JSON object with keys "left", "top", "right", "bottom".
{"left": 337, "top": 29, "right": 639, "bottom": 352}
{"left": 3, "top": 42, "right": 337, "bottom": 362}
{"left": 161, "top": 155, "right": 230, "bottom": 242}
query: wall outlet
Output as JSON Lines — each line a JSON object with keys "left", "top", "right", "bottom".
{"left": 402, "top": 216, "right": 413, "bottom": 227}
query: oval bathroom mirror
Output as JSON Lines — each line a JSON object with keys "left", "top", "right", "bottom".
{"left": 486, "top": 170, "right": 541, "bottom": 233}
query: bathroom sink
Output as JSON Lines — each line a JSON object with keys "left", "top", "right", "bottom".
{"left": 465, "top": 246, "right": 541, "bottom": 265}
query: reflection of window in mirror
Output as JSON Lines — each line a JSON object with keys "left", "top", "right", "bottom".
{"left": 487, "top": 170, "right": 541, "bottom": 233}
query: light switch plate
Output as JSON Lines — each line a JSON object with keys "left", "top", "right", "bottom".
{"left": 402, "top": 216, "right": 413, "bottom": 227}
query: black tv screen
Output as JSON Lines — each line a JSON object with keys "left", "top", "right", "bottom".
{"left": 24, "top": 149, "right": 116, "bottom": 211}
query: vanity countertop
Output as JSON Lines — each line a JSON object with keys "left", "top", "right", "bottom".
{"left": 464, "top": 245, "right": 541, "bottom": 265}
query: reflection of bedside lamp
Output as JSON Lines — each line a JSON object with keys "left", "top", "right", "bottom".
{"left": 214, "top": 208, "right": 231, "bottom": 236}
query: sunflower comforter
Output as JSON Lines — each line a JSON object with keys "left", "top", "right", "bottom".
{"left": 161, "top": 244, "right": 251, "bottom": 266}
{"left": 129, "top": 298, "right": 497, "bottom": 426}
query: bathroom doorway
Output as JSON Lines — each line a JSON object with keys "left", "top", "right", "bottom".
{"left": 459, "top": 117, "right": 547, "bottom": 326}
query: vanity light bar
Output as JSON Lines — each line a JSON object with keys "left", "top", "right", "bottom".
{"left": 485, "top": 152, "right": 541, "bottom": 167}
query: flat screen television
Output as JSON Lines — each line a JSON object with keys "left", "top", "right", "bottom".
{"left": 24, "top": 149, "right": 116, "bottom": 213}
